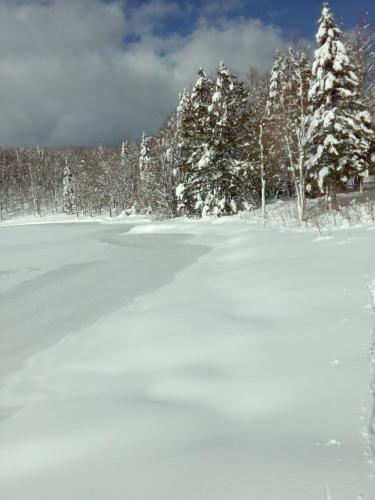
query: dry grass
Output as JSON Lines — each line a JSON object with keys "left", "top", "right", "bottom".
{"left": 243, "top": 184, "right": 375, "bottom": 235}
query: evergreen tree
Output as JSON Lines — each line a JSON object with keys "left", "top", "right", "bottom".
{"left": 63, "top": 157, "right": 75, "bottom": 214}
{"left": 176, "top": 70, "right": 214, "bottom": 215}
{"left": 305, "top": 3, "right": 373, "bottom": 204}
{"left": 184, "top": 62, "right": 248, "bottom": 216}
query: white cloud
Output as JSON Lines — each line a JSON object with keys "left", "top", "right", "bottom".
{"left": 127, "top": 0, "right": 184, "bottom": 35}
{"left": 0, "top": 0, "right": 288, "bottom": 147}
{"left": 168, "top": 17, "right": 287, "bottom": 83}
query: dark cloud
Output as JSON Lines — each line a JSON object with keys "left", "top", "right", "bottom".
{"left": 0, "top": 0, "right": 287, "bottom": 147}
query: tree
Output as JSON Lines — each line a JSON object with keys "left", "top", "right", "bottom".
{"left": 345, "top": 16, "right": 375, "bottom": 110}
{"left": 180, "top": 62, "right": 248, "bottom": 216}
{"left": 176, "top": 69, "right": 214, "bottom": 215}
{"left": 204, "top": 62, "right": 249, "bottom": 215}
{"left": 114, "top": 142, "right": 135, "bottom": 212}
{"left": 156, "top": 113, "right": 180, "bottom": 217}
{"left": 345, "top": 18, "right": 375, "bottom": 181}
{"left": 139, "top": 132, "right": 152, "bottom": 212}
{"left": 63, "top": 157, "right": 75, "bottom": 215}
{"left": 244, "top": 67, "right": 277, "bottom": 216}
{"left": 176, "top": 88, "right": 192, "bottom": 192}
{"left": 305, "top": 3, "right": 373, "bottom": 206}
{"left": 139, "top": 132, "right": 160, "bottom": 213}
{"left": 267, "top": 49, "right": 311, "bottom": 222}
{"left": 266, "top": 52, "right": 290, "bottom": 201}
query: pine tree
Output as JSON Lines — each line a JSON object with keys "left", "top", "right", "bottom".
{"left": 176, "top": 69, "right": 214, "bottom": 215}
{"left": 183, "top": 62, "right": 248, "bottom": 216}
{"left": 305, "top": 3, "right": 373, "bottom": 205}
{"left": 63, "top": 157, "right": 75, "bottom": 214}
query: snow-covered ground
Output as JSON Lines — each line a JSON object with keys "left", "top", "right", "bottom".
{"left": 0, "top": 215, "right": 205, "bottom": 385}
{"left": 0, "top": 213, "right": 375, "bottom": 499}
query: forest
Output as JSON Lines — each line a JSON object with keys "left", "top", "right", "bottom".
{"left": 0, "top": 4, "right": 374, "bottom": 224}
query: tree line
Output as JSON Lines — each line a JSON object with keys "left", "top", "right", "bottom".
{"left": 1, "top": 3, "right": 374, "bottom": 222}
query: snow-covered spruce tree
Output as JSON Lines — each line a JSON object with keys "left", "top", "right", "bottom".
{"left": 176, "top": 69, "right": 214, "bottom": 215}
{"left": 63, "top": 157, "right": 75, "bottom": 214}
{"left": 186, "top": 62, "right": 248, "bottom": 216}
{"left": 267, "top": 49, "right": 311, "bottom": 222}
{"left": 306, "top": 3, "right": 374, "bottom": 205}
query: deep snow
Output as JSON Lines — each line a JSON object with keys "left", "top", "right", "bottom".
{"left": 0, "top": 219, "right": 206, "bottom": 386}
{"left": 0, "top": 214, "right": 375, "bottom": 500}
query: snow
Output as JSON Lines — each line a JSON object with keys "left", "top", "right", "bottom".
{"left": 325, "top": 72, "right": 335, "bottom": 90}
{"left": 212, "top": 90, "right": 221, "bottom": 103}
{"left": 318, "top": 165, "right": 330, "bottom": 190}
{"left": 0, "top": 214, "right": 375, "bottom": 500}
{"left": 175, "top": 182, "right": 185, "bottom": 199}
{"left": 0, "top": 214, "right": 189, "bottom": 380}
{"left": 323, "top": 108, "right": 335, "bottom": 128}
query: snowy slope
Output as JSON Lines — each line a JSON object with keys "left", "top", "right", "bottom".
{"left": 0, "top": 216, "right": 375, "bottom": 500}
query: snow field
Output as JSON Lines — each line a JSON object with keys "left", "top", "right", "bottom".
{"left": 0, "top": 216, "right": 375, "bottom": 499}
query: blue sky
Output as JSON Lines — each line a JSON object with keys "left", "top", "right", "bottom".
{"left": 125, "top": 0, "right": 375, "bottom": 41}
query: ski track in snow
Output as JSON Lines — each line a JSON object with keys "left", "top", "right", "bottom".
{"left": 0, "top": 216, "right": 375, "bottom": 500}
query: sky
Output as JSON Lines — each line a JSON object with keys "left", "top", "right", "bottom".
{"left": 0, "top": 0, "right": 373, "bottom": 148}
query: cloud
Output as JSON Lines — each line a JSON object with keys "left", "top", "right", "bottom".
{"left": 168, "top": 17, "right": 287, "bottom": 82}
{"left": 126, "top": 0, "right": 184, "bottom": 36}
{"left": 0, "top": 0, "right": 288, "bottom": 147}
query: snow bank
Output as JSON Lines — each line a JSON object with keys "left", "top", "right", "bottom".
{"left": 0, "top": 211, "right": 152, "bottom": 228}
